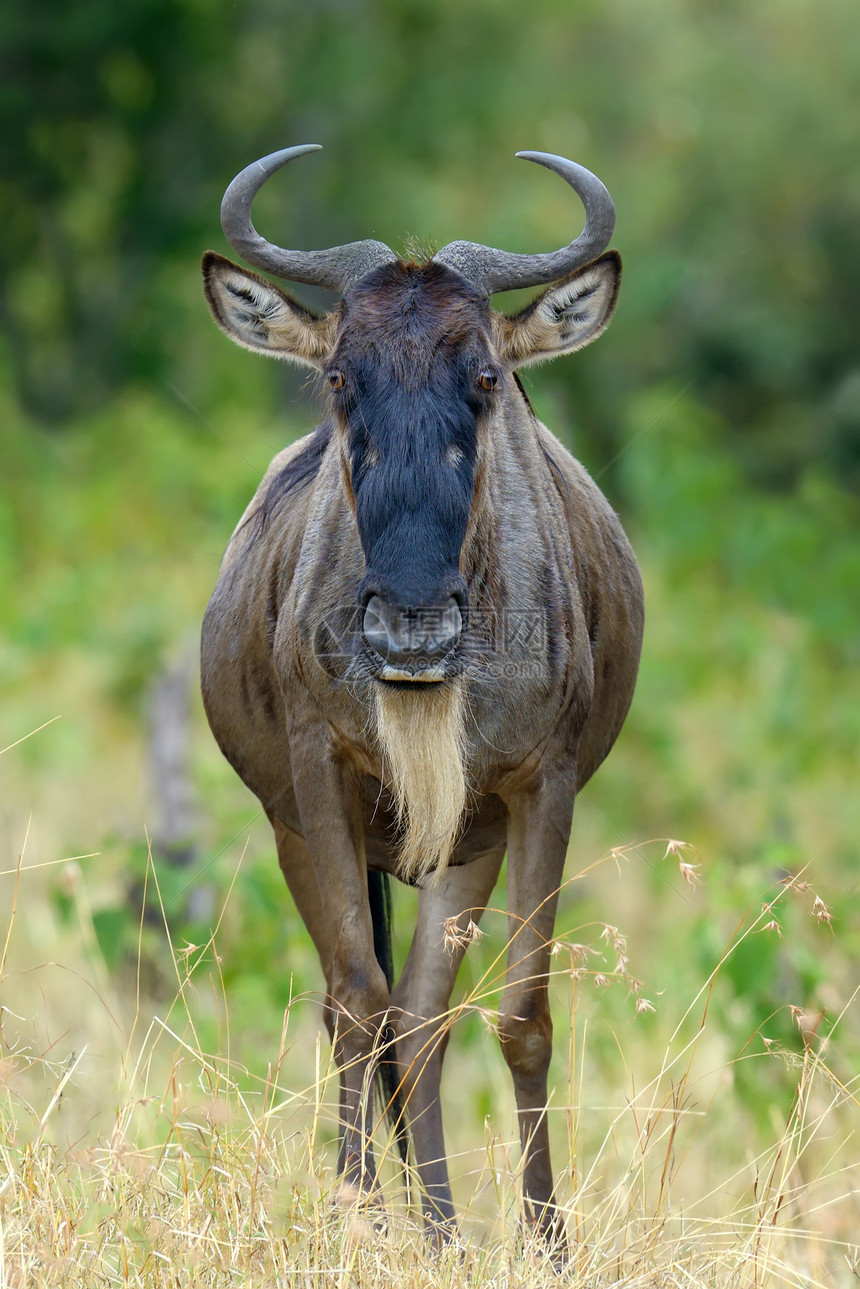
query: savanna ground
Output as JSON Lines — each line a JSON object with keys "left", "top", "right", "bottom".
{"left": 3, "top": 0, "right": 860, "bottom": 1282}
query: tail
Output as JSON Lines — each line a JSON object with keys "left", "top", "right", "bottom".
{"left": 367, "top": 870, "right": 410, "bottom": 1166}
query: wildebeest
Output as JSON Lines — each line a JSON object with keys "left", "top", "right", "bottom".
{"left": 200, "top": 144, "right": 643, "bottom": 1252}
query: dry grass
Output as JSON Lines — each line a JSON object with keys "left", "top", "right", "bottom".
{"left": 1, "top": 822, "right": 858, "bottom": 1288}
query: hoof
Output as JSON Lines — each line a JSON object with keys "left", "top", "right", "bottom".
{"left": 423, "top": 1213, "right": 460, "bottom": 1255}
{"left": 519, "top": 1207, "right": 569, "bottom": 1272}
{"left": 333, "top": 1179, "right": 387, "bottom": 1241}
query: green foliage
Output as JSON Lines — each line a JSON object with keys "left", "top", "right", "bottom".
{"left": 2, "top": 0, "right": 859, "bottom": 489}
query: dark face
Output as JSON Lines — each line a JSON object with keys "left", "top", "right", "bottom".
{"left": 326, "top": 262, "right": 498, "bottom": 682}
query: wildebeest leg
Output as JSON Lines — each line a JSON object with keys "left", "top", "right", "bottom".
{"left": 390, "top": 845, "right": 504, "bottom": 1241}
{"left": 269, "top": 817, "right": 351, "bottom": 1172}
{"left": 272, "top": 749, "right": 391, "bottom": 1197}
{"left": 499, "top": 775, "right": 575, "bottom": 1255}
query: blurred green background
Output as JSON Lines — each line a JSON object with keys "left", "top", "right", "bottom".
{"left": 1, "top": 0, "right": 859, "bottom": 1201}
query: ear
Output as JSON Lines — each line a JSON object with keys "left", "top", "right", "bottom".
{"left": 202, "top": 251, "right": 336, "bottom": 369}
{"left": 492, "top": 251, "right": 621, "bottom": 369}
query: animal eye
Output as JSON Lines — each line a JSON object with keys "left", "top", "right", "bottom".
{"left": 477, "top": 370, "right": 498, "bottom": 392}
{"left": 328, "top": 370, "right": 346, "bottom": 391}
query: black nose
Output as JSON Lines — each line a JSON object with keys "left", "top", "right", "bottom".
{"left": 362, "top": 595, "right": 462, "bottom": 678}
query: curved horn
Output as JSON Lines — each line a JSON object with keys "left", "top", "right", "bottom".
{"left": 433, "top": 151, "right": 616, "bottom": 296}
{"left": 219, "top": 144, "right": 396, "bottom": 292}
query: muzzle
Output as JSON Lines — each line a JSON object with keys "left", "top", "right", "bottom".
{"left": 362, "top": 595, "right": 463, "bottom": 682}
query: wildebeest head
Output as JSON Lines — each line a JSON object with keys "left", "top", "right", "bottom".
{"left": 203, "top": 146, "right": 621, "bottom": 683}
